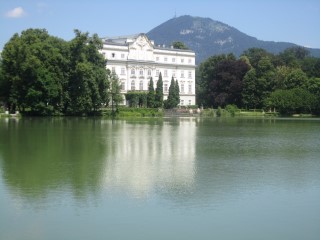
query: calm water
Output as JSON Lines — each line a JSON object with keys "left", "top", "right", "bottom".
{"left": 0, "top": 117, "right": 320, "bottom": 240}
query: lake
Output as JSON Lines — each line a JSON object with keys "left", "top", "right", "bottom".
{"left": 0, "top": 117, "right": 320, "bottom": 240}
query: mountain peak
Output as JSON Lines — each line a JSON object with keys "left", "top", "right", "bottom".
{"left": 147, "top": 15, "right": 320, "bottom": 64}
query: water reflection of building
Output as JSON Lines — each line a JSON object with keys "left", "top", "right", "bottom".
{"left": 103, "top": 119, "right": 196, "bottom": 198}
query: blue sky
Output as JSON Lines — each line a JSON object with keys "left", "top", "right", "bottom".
{"left": 1, "top": 0, "right": 320, "bottom": 51}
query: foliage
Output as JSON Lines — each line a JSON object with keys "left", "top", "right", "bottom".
{"left": 125, "top": 91, "right": 147, "bottom": 108}
{"left": 216, "top": 106, "right": 222, "bottom": 117}
{"left": 172, "top": 41, "right": 189, "bottom": 50}
{"left": 147, "top": 77, "right": 155, "bottom": 108}
{"left": 154, "top": 72, "right": 163, "bottom": 108}
{"left": 102, "top": 107, "right": 162, "bottom": 118}
{"left": 198, "top": 54, "right": 250, "bottom": 108}
{"left": 165, "top": 77, "right": 180, "bottom": 109}
{"left": 109, "top": 73, "right": 123, "bottom": 114}
{"left": 0, "top": 28, "right": 109, "bottom": 116}
{"left": 225, "top": 104, "right": 238, "bottom": 117}
{"left": 197, "top": 46, "right": 320, "bottom": 115}
{"left": 265, "top": 88, "right": 318, "bottom": 115}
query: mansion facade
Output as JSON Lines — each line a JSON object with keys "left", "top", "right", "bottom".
{"left": 100, "top": 34, "right": 196, "bottom": 106}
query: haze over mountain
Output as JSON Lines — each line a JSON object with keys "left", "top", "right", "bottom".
{"left": 147, "top": 15, "right": 320, "bottom": 64}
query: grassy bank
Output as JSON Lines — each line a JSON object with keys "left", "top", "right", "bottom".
{"left": 101, "top": 107, "right": 163, "bottom": 118}
{"left": 201, "top": 107, "right": 278, "bottom": 117}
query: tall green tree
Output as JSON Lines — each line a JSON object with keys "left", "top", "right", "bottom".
{"left": 198, "top": 54, "right": 249, "bottom": 108}
{"left": 197, "top": 54, "right": 235, "bottom": 107}
{"left": 65, "top": 30, "right": 108, "bottom": 115}
{"left": 109, "top": 72, "right": 123, "bottom": 114}
{"left": 165, "top": 77, "right": 178, "bottom": 109}
{"left": 174, "top": 79, "right": 180, "bottom": 106}
{"left": 147, "top": 77, "right": 155, "bottom": 108}
{"left": 154, "top": 72, "right": 163, "bottom": 108}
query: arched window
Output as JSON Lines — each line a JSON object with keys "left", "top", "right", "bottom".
{"left": 147, "top": 69, "right": 152, "bottom": 76}
{"left": 131, "top": 80, "right": 135, "bottom": 90}
{"left": 139, "top": 80, "right": 143, "bottom": 90}
{"left": 139, "top": 69, "right": 144, "bottom": 76}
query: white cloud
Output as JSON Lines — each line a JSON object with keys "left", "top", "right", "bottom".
{"left": 5, "top": 7, "right": 26, "bottom": 18}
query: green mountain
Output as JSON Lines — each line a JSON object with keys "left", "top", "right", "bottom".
{"left": 147, "top": 15, "right": 320, "bottom": 64}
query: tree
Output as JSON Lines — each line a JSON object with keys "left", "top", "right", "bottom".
{"left": 266, "top": 88, "right": 318, "bottom": 115}
{"left": 165, "top": 77, "right": 178, "bottom": 109}
{"left": 65, "top": 30, "right": 109, "bottom": 115}
{"left": 198, "top": 54, "right": 250, "bottom": 108}
{"left": 174, "top": 79, "right": 180, "bottom": 106}
{"left": 109, "top": 73, "right": 123, "bottom": 114}
{"left": 0, "top": 29, "right": 68, "bottom": 115}
{"left": 154, "top": 72, "right": 163, "bottom": 108}
{"left": 1, "top": 28, "right": 109, "bottom": 116}
{"left": 172, "top": 41, "right": 188, "bottom": 50}
{"left": 197, "top": 54, "right": 236, "bottom": 107}
{"left": 242, "top": 69, "right": 259, "bottom": 108}
{"left": 147, "top": 77, "right": 155, "bottom": 108}
{"left": 241, "top": 48, "right": 271, "bottom": 69}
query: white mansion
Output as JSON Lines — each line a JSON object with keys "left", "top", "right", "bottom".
{"left": 100, "top": 33, "right": 196, "bottom": 106}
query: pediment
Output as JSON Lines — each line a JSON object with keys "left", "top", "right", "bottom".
{"left": 132, "top": 34, "right": 154, "bottom": 51}
{"left": 128, "top": 34, "right": 154, "bottom": 61}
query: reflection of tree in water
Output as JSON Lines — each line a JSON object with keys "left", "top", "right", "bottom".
{"left": 0, "top": 118, "right": 109, "bottom": 202}
{"left": 0, "top": 118, "right": 197, "bottom": 203}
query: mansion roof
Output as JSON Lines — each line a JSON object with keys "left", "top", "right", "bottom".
{"left": 102, "top": 33, "right": 194, "bottom": 53}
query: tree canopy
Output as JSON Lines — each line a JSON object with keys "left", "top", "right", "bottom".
{"left": 0, "top": 28, "right": 109, "bottom": 115}
{"left": 197, "top": 47, "right": 320, "bottom": 114}
{"left": 172, "top": 41, "right": 189, "bottom": 50}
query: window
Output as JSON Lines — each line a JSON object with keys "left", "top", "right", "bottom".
{"left": 181, "top": 58, "right": 184, "bottom": 63}
{"left": 131, "top": 80, "right": 135, "bottom": 90}
{"left": 121, "top": 68, "right": 125, "bottom": 75}
{"left": 147, "top": 69, "right": 152, "bottom": 76}
{"left": 164, "top": 57, "right": 168, "bottom": 62}
{"left": 188, "top": 84, "right": 192, "bottom": 93}
{"left": 131, "top": 68, "right": 135, "bottom": 75}
{"left": 156, "top": 57, "right": 159, "bottom": 61}
{"left": 189, "top": 100, "right": 192, "bottom": 105}
{"left": 172, "top": 70, "right": 176, "bottom": 78}
{"left": 164, "top": 83, "right": 168, "bottom": 92}
{"left": 139, "top": 69, "right": 144, "bottom": 76}
{"left": 139, "top": 80, "right": 143, "bottom": 90}
{"left": 156, "top": 70, "right": 159, "bottom": 76}
{"left": 172, "top": 58, "right": 175, "bottom": 62}
{"left": 180, "top": 99, "right": 184, "bottom": 105}
{"left": 112, "top": 53, "right": 115, "bottom": 58}
{"left": 188, "top": 71, "right": 192, "bottom": 79}
{"left": 181, "top": 83, "right": 184, "bottom": 93}
{"left": 112, "top": 67, "right": 116, "bottom": 73}
{"left": 181, "top": 70, "right": 184, "bottom": 78}
{"left": 164, "top": 70, "right": 168, "bottom": 77}
{"left": 188, "top": 58, "right": 192, "bottom": 64}
{"left": 121, "top": 53, "right": 125, "bottom": 58}
{"left": 121, "top": 82, "right": 125, "bottom": 91}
